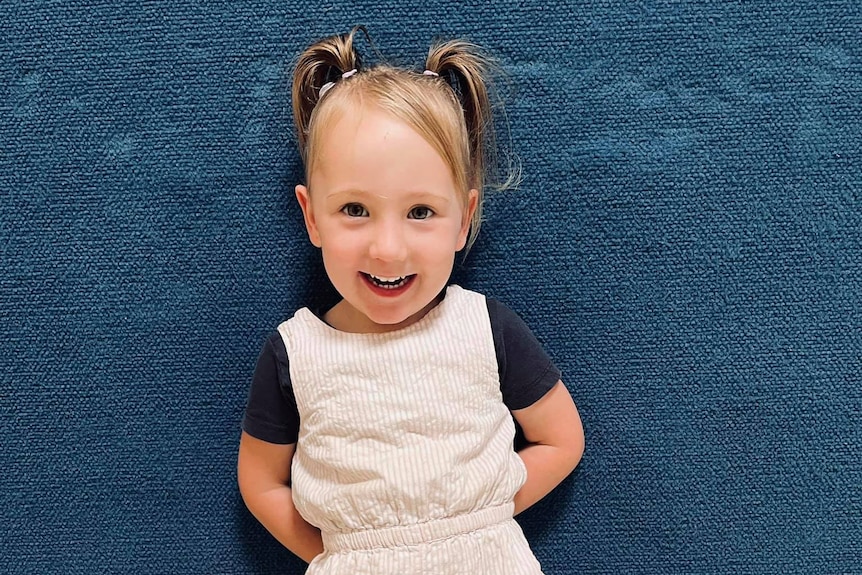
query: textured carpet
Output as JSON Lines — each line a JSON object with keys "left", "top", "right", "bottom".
{"left": 1, "top": 1, "right": 860, "bottom": 574}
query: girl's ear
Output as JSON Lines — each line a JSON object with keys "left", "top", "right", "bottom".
{"left": 295, "top": 185, "right": 322, "bottom": 247}
{"left": 456, "top": 189, "right": 479, "bottom": 250}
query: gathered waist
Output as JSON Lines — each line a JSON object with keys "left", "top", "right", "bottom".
{"left": 321, "top": 503, "right": 515, "bottom": 553}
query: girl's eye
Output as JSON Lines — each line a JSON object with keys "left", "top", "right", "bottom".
{"left": 408, "top": 206, "right": 434, "bottom": 220}
{"left": 341, "top": 204, "right": 368, "bottom": 217}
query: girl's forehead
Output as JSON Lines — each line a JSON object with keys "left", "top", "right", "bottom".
{"left": 321, "top": 101, "right": 406, "bottom": 140}
{"left": 313, "top": 104, "right": 442, "bottom": 171}
{"left": 306, "top": 95, "right": 469, "bottom": 205}
{"left": 308, "top": 109, "right": 460, "bottom": 201}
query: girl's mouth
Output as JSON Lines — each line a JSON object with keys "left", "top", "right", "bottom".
{"left": 362, "top": 273, "right": 415, "bottom": 291}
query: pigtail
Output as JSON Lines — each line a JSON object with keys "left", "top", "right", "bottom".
{"left": 292, "top": 27, "right": 363, "bottom": 159}
{"left": 425, "top": 41, "right": 494, "bottom": 191}
{"left": 426, "top": 40, "right": 516, "bottom": 251}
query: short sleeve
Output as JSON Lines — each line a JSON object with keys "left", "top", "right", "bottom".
{"left": 487, "top": 298, "right": 561, "bottom": 411}
{"left": 241, "top": 333, "right": 300, "bottom": 444}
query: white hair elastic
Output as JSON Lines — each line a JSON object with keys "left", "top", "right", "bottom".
{"left": 423, "top": 70, "right": 439, "bottom": 77}
{"left": 319, "top": 69, "right": 358, "bottom": 97}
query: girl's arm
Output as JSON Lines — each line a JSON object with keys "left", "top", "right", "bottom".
{"left": 237, "top": 432, "right": 323, "bottom": 562}
{"left": 511, "top": 380, "right": 585, "bottom": 515}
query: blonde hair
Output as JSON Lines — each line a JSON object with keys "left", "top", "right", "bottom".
{"left": 291, "top": 27, "right": 509, "bottom": 252}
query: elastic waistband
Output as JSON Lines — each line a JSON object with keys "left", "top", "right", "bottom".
{"left": 321, "top": 503, "right": 514, "bottom": 553}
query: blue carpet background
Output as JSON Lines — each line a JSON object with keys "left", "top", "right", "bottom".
{"left": 2, "top": 1, "right": 860, "bottom": 573}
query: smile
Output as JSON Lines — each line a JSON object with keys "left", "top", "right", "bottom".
{"left": 363, "top": 273, "right": 414, "bottom": 290}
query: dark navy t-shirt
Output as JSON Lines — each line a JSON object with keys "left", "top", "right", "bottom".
{"left": 243, "top": 297, "right": 560, "bottom": 445}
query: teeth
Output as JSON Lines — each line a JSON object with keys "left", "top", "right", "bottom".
{"left": 370, "top": 275, "right": 406, "bottom": 283}
{"left": 367, "top": 274, "right": 410, "bottom": 289}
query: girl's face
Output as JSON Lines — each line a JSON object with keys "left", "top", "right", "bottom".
{"left": 296, "top": 104, "right": 477, "bottom": 333}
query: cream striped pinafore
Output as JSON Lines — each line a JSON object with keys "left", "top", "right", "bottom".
{"left": 278, "top": 285, "right": 544, "bottom": 574}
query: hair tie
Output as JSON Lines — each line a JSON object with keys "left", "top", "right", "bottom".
{"left": 423, "top": 70, "right": 439, "bottom": 77}
{"left": 320, "top": 69, "right": 358, "bottom": 97}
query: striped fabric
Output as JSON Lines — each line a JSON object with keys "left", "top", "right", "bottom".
{"left": 278, "top": 285, "right": 543, "bottom": 574}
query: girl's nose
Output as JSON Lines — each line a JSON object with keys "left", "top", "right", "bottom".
{"left": 368, "top": 222, "right": 408, "bottom": 262}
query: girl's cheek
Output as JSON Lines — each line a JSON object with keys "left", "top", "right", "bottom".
{"left": 330, "top": 226, "right": 368, "bottom": 250}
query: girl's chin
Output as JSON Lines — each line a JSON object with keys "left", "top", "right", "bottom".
{"left": 357, "top": 298, "right": 442, "bottom": 333}
{"left": 330, "top": 277, "right": 446, "bottom": 333}
{"left": 361, "top": 308, "right": 425, "bottom": 331}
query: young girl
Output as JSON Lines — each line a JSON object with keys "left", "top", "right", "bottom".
{"left": 238, "top": 28, "right": 585, "bottom": 574}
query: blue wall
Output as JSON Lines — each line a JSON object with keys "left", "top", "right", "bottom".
{"left": 2, "top": 2, "right": 860, "bottom": 573}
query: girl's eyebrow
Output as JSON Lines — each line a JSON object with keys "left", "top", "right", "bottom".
{"left": 325, "top": 189, "right": 454, "bottom": 203}
{"left": 322, "top": 189, "right": 384, "bottom": 205}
